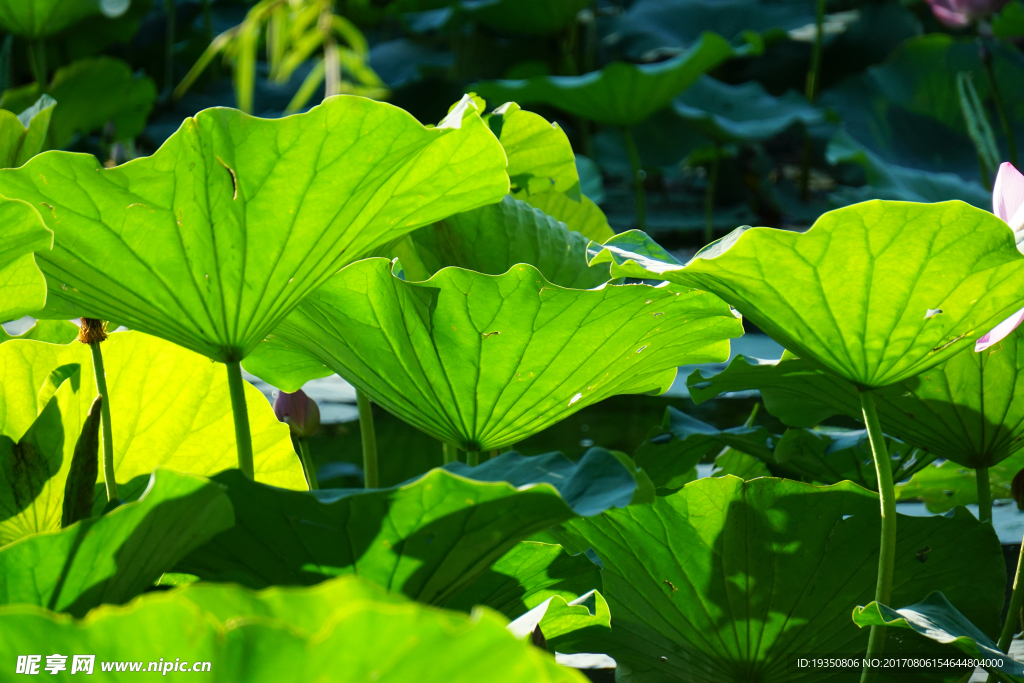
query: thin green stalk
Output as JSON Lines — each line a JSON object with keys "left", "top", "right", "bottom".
{"left": 977, "top": 466, "right": 992, "bottom": 523}
{"left": 621, "top": 126, "right": 646, "bottom": 231}
{"left": 225, "top": 361, "right": 255, "bottom": 479}
{"left": 982, "top": 40, "right": 1018, "bottom": 166}
{"left": 704, "top": 147, "right": 721, "bottom": 245}
{"left": 164, "top": 0, "right": 176, "bottom": 93}
{"left": 442, "top": 442, "right": 457, "bottom": 464}
{"left": 296, "top": 438, "right": 318, "bottom": 491}
{"left": 799, "top": 0, "right": 826, "bottom": 202}
{"left": 89, "top": 341, "right": 117, "bottom": 502}
{"left": 357, "top": 389, "right": 378, "bottom": 488}
{"left": 998, "top": 543, "right": 1024, "bottom": 652}
{"left": 27, "top": 39, "right": 47, "bottom": 89}
{"left": 467, "top": 451, "right": 480, "bottom": 467}
{"left": 859, "top": 390, "right": 897, "bottom": 683}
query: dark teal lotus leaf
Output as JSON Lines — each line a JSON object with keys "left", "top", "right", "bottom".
{"left": 0, "top": 95, "right": 508, "bottom": 362}
{"left": 827, "top": 130, "right": 990, "bottom": 207}
{"left": 0, "top": 575, "right": 587, "bottom": 683}
{"left": 473, "top": 34, "right": 747, "bottom": 127}
{"left": 463, "top": 0, "right": 592, "bottom": 36}
{"left": 632, "top": 406, "right": 773, "bottom": 491}
{"left": 243, "top": 258, "right": 741, "bottom": 449}
{"left": 672, "top": 75, "right": 822, "bottom": 144}
{"left": 690, "top": 326, "right": 1024, "bottom": 470}
{"left": 853, "top": 593, "right": 1024, "bottom": 681}
{"left": 590, "top": 201, "right": 1024, "bottom": 389}
{"left": 177, "top": 450, "right": 637, "bottom": 604}
{"left": 550, "top": 476, "right": 1005, "bottom": 683}
{"left": 0, "top": 469, "right": 233, "bottom": 617}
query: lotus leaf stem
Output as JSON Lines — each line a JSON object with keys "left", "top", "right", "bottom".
{"left": 977, "top": 466, "right": 992, "bottom": 523}
{"left": 997, "top": 543, "right": 1024, "bottom": 654}
{"left": 799, "top": 0, "right": 826, "bottom": 202}
{"left": 442, "top": 442, "right": 457, "bottom": 464}
{"left": 88, "top": 339, "right": 117, "bottom": 502}
{"left": 27, "top": 40, "right": 47, "bottom": 89}
{"left": 981, "top": 39, "right": 1018, "bottom": 167}
{"left": 225, "top": 360, "right": 255, "bottom": 479}
{"left": 859, "top": 390, "right": 897, "bottom": 683}
{"left": 704, "top": 146, "right": 721, "bottom": 245}
{"left": 357, "top": 389, "right": 378, "bottom": 488}
{"left": 296, "top": 438, "right": 318, "bottom": 491}
{"left": 164, "top": 0, "right": 176, "bottom": 93}
{"left": 467, "top": 451, "right": 480, "bottom": 467}
{"left": 621, "top": 126, "right": 646, "bottom": 231}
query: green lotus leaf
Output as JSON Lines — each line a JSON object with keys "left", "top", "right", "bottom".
{"left": 710, "top": 447, "right": 770, "bottom": 481}
{"left": 1, "top": 58, "right": 157, "bottom": 149}
{"left": 0, "top": 95, "right": 54, "bottom": 168}
{"left": 243, "top": 258, "right": 741, "bottom": 451}
{"left": 401, "top": 195, "right": 611, "bottom": 288}
{"left": 0, "top": 332, "right": 302, "bottom": 545}
{"left": 576, "top": 155, "right": 604, "bottom": 204}
{"left": 0, "top": 197, "right": 51, "bottom": 324}
{"left": 507, "top": 591, "right": 612, "bottom": 654}
{"left": 0, "top": 95, "right": 508, "bottom": 363}
{"left": 0, "top": 469, "right": 233, "bottom": 617}
{"left": 671, "top": 75, "right": 822, "bottom": 144}
{"left": 441, "top": 541, "right": 602, "bottom": 620}
{"left": 464, "top": 0, "right": 591, "bottom": 36}
{"left": 551, "top": 476, "right": 1005, "bottom": 683}
{"left": 895, "top": 451, "right": 1024, "bottom": 512}
{"left": 691, "top": 327, "right": 1024, "bottom": 470}
{"left": 0, "top": 0, "right": 129, "bottom": 38}
{"left": 632, "top": 406, "right": 773, "bottom": 491}
{"left": 591, "top": 201, "right": 1024, "bottom": 388}
{"left": 853, "top": 593, "right": 1024, "bottom": 681}
{"left": 473, "top": 34, "right": 745, "bottom": 127}
{"left": 993, "top": 1, "right": 1024, "bottom": 39}
{"left": 487, "top": 102, "right": 580, "bottom": 199}
{"left": 0, "top": 319, "right": 78, "bottom": 344}
{"left": 521, "top": 190, "right": 614, "bottom": 242}
{"left": 0, "top": 575, "right": 587, "bottom": 683}
{"left": 177, "top": 449, "right": 637, "bottom": 604}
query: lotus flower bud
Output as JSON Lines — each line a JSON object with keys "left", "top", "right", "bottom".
{"left": 273, "top": 389, "right": 320, "bottom": 438}
{"left": 1013, "top": 468, "right": 1024, "bottom": 510}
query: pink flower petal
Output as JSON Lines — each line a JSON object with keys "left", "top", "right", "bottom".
{"left": 975, "top": 306, "right": 1024, "bottom": 352}
{"left": 993, "top": 162, "right": 1024, "bottom": 228}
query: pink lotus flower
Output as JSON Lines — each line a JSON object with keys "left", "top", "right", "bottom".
{"left": 273, "top": 389, "right": 321, "bottom": 438}
{"left": 924, "top": 0, "right": 1008, "bottom": 27}
{"left": 976, "top": 162, "right": 1024, "bottom": 352}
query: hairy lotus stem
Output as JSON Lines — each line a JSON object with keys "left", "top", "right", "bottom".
{"left": 164, "top": 0, "right": 176, "bottom": 93}
{"left": 704, "top": 146, "right": 722, "bottom": 245}
{"left": 981, "top": 38, "right": 1018, "bottom": 167}
{"left": 799, "top": 0, "right": 826, "bottom": 202}
{"left": 621, "top": 126, "right": 646, "bottom": 231}
{"left": 442, "top": 442, "right": 457, "bottom": 465}
{"left": 296, "top": 438, "right": 318, "bottom": 491}
{"left": 859, "top": 390, "right": 897, "bottom": 683}
{"left": 977, "top": 466, "right": 992, "bottom": 523}
{"left": 80, "top": 318, "right": 117, "bottom": 501}
{"left": 466, "top": 451, "right": 480, "bottom": 467}
{"left": 998, "top": 543, "right": 1024, "bottom": 654}
{"left": 357, "top": 389, "right": 378, "bottom": 488}
{"left": 27, "top": 39, "right": 47, "bottom": 89}
{"left": 225, "top": 361, "right": 255, "bottom": 479}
